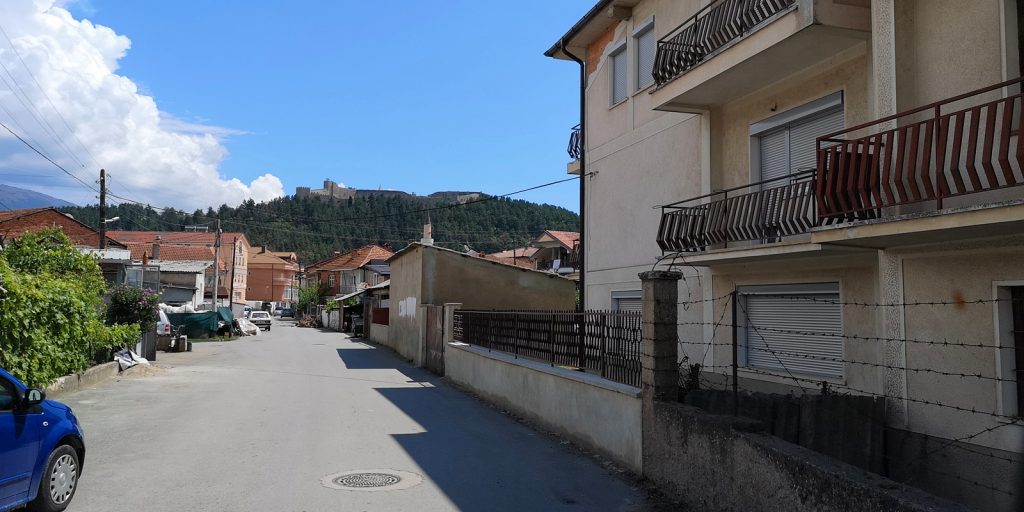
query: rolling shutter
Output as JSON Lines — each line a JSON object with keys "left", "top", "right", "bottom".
{"left": 740, "top": 287, "right": 843, "bottom": 379}
{"left": 758, "top": 104, "right": 844, "bottom": 186}
{"left": 789, "top": 107, "right": 844, "bottom": 173}
{"left": 759, "top": 128, "right": 789, "bottom": 187}
{"left": 615, "top": 298, "right": 643, "bottom": 312}
{"left": 636, "top": 27, "right": 656, "bottom": 90}
{"left": 611, "top": 49, "right": 627, "bottom": 104}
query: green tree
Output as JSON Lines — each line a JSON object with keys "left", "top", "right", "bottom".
{"left": 0, "top": 229, "right": 140, "bottom": 387}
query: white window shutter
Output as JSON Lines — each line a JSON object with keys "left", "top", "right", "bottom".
{"left": 612, "top": 49, "right": 627, "bottom": 104}
{"left": 741, "top": 289, "right": 844, "bottom": 379}
{"left": 759, "top": 128, "right": 789, "bottom": 186}
{"left": 636, "top": 28, "right": 656, "bottom": 90}
{"left": 789, "top": 107, "right": 844, "bottom": 174}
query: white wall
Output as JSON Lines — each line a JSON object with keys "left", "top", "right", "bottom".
{"left": 445, "top": 342, "right": 642, "bottom": 472}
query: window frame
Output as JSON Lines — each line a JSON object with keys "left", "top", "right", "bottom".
{"left": 609, "top": 41, "right": 628, "bottom": 107}
{"left": 633, "top": 16, "right": 656, "bottom": 92}
{"left": 611, "top": 290, "right": 642, "bottom": 311}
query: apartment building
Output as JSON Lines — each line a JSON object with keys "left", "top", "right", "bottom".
{"left": 246, "top": 247, "right": 299, "bottom": 305}
{"left": 549, "top": 1, "right": 1023, "bottom": 510}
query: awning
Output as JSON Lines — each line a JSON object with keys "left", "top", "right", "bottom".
{"left": 336, "top": 289, "right": 367, "bottom": 302}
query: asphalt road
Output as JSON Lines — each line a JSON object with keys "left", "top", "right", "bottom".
{"left": 60, "top": 318, "right": 662, "bottom": 512}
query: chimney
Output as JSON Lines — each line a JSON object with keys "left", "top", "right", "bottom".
{"left": 152, "top": 243, "right": 160, "bottom": 260}
{"left": 420, "top": 214, "right": 433, "bottom": 246}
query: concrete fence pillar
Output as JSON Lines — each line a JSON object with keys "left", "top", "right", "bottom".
{"left": 639, "top": 271, "right": 682, "bottom": 402}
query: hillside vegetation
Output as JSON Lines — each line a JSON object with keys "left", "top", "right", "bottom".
{"left": 62, "top": 194, "right": 579, "bottom": 264}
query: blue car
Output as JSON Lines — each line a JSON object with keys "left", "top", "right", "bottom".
{"left": 0, "top": 369, "right": 84, "bottom": 511}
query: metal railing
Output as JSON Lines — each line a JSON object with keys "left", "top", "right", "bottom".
{"left": 657, "top": 169, "right": 817, "bottom": 252}
{"left": 816, "top": 77, "right": 1024, "bottom": 222}
{"left": 653, "top": 0, "right": 795, "bottom": 87}
{"left": 568, "top": 124, "right": 582, "bottom": 160}
{"left": 453, "top": 309, "right": 641, "bottom": 387}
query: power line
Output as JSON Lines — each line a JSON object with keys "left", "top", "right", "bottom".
{"left": 0, "top": 118, "right": 97, "bottom": 193}
{"left": 0, "top": 22, "right": 99, "bottom": 169}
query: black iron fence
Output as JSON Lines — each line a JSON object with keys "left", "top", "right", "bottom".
{"left": 567, "top": 124, "right": 582, "bottom": 160}
{"left": 452, "top": 309, "right": 641, "bottom": 387}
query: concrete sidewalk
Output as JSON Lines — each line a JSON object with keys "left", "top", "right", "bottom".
{"left": 60, "top": 319, "right": 664, "bottom": 512}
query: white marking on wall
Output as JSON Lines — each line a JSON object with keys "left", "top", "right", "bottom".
{"left": 398, "top": 297, "right": 417, "bottom": 318}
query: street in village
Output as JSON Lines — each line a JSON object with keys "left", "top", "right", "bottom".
{"left": 60, "top": 317, "right": 662, "bottom": 512}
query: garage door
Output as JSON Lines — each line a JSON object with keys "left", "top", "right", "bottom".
{"left": 739, "top": 284, "right": 843, "bottom": 379}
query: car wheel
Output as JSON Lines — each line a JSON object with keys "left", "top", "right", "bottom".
{"left": 28, "top": 444, "right": 79, "bottom": 512}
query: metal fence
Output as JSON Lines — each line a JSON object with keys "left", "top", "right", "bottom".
{"left": 452, "top": 309, "right": 642, "bottom": 387}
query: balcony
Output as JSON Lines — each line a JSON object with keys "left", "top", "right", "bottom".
{"left": 650, "top": 0, "right": 870, "bottom": 112}
{"left": 658, "top": 79, "right": 1024, "bottom": 254}
{"left": 567, "top": 124, "right": 582, "bottom": 175}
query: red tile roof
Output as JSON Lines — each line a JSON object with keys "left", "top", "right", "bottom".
{"left": 545, "top": 230, "right": 580, "bottom": 249}
{"left": 109, "top": 230, "right": 249, "bottom": 246}
{"left": 307, "top": 244, "right": 394, "bottom": 272}
{"left": 125, "top": 243, "right": 226, "bottom": 271}
{"left": 0, "top": 208, "right": 125, "bottom": 248}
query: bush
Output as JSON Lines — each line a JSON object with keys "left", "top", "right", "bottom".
{"left": 0, "top": 229, "right": 135, "bottom": 387}
{"left": 106, "top": 284, "right": 160, "bottom": 333}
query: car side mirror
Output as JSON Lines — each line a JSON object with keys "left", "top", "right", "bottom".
{"left": 23, "top": 388, "right": 45, "bottom": 408}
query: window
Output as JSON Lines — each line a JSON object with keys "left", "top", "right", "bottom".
{"left": 0, "top": 378, "right": 15, "bottom": 411}
{"left": 737, "top": 283, "right": 843, "bottom": 379}
{"left": 612, "top": 290, "right": 642, "bottom": 312}
{"left": 751, "top": 92, "right": 844, "bottom": 187}
{"left": 635, "top": 20, "right": 656, "bottom": 90}
{"left": 328, "top": 274, "right": 336, "bottom": 287}
{"left": 610, "top": 44, "right": 627, "bottom": 105}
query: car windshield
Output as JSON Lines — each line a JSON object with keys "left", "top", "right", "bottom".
{"left": 251, "top": 312, "right": 269, "bottom": 318}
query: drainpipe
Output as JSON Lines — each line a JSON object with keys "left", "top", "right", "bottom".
{"left": 561, "top": 39, "right": 586, "bottom": 312}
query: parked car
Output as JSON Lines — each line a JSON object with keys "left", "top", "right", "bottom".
{"left": 248, "top": 311, "right": 272, "bottom": 331}
{"left": 280, "top": 308, "right": 294, "bottom": 318}
{"left": 156, "top": 310, "right": 172, "bottom": 336}
{"left": 0, "top": 368, "right": 85, "bottom": 512}
{"left": 272, "top": 306, "right": 284, "bottom": 317}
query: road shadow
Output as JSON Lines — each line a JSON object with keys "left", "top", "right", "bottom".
{"left": 337, "top": 340, "right": 653, "bottom": 511}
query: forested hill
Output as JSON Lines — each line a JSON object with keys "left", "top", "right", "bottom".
{"left": 61, "top": 194, "right": 580, "bottom": 264}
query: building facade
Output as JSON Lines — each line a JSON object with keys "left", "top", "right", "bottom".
{"left": 246, "top": 247, "right": 299, "bottom": 304}
{"left": 549, "top": 1, "right": 1024, "bottom": 510}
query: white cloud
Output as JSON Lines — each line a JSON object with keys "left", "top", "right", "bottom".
{"left": 0, "top": 0, "right": 284, "bottom": 211}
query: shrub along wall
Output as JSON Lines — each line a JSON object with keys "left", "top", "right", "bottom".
{"left": 0, "top": 229, "right": 139, "bottom": 387}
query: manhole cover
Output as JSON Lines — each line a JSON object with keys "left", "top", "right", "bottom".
{"left": 335, "top": 473, "right": 400, "bottom": 488}
{"left": 321, "top": 469, "right": 422, "bottom": 492}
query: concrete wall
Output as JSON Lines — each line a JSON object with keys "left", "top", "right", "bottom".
{"left": 368, "top": 323, "right": 388, "bottom": 345}
{"left": 643, "top": 400, "right": 968, "bottom": 512}
{"left": 446, "top": 342, "right": 642, "bottom": 472}
{"left": 387, "top": 244, "right": 576, "bottom": 364}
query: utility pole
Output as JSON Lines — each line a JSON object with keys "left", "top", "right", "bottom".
{"left": 98, "top": 169, "right": 106, "bottom": 249}
{"left": 212, "top": 219, "right": 221, "bottom": 309}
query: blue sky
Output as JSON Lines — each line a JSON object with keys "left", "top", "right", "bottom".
{"left": 65, "top": 0, "right": 593, "bottom": 212}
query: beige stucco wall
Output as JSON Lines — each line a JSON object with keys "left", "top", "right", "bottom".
{"left": 446, "top": 342, "right": 642, "bottom": 472}
{"left": 387, "top": 245, "right": 576, "bottom": 364}
{"left": 898, "top": 238, "right": 1024, "bottom": 454}
{"left": 893, "top": 0, "right": 1008, "bottom": 111}
{"left": 712, "top": 48, "right": 871, "bottom": 191}
{"left": 581, "top": 0, "right": 707, "bottom": 312}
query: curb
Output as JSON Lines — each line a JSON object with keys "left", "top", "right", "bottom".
{"left": 46, "top": 361, "right": 119, "bottom": 398}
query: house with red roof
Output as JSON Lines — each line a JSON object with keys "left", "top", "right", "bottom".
{"left": 110, "top": 230, "right": 251, "bottom": 305}
{"left": 304, "top": 244, "right": 393, "bottom": 298}
{"left": 530, "top": 230, "right": 580, "bottom": 276}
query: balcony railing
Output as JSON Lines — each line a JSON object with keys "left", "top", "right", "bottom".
{"left": 658, "top": 78, "right": 1024, "bottom": 252}
{"left": 817, "top": 77, "right": 1024, "bottom": 222}
{"left": 568, "top": 124, "right": 582, "bottom": 160}
{"left": 653, "top": 0, "right": 796, "bottom": 87}
{"left": 657, "top": 170, "right": 816, "bottom": 252}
